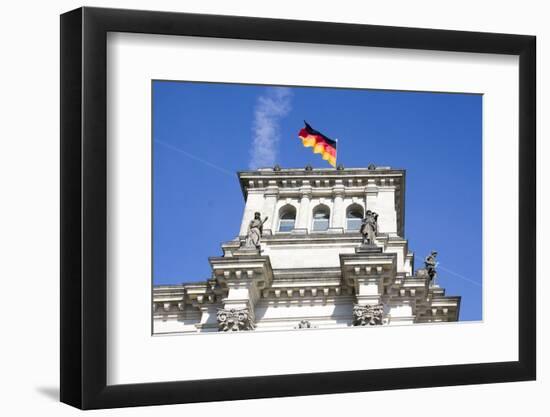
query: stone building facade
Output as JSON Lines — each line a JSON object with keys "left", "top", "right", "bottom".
{"left": 153, "top": 166, "right": 460, "bottom": 333}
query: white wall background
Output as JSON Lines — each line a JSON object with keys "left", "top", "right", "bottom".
{"left": 0, "top": 0, "right": 546, "bottom": 415}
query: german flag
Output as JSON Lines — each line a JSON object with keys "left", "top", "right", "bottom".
{"left": 298, "top": 121, "right": 337, "bottom": 167}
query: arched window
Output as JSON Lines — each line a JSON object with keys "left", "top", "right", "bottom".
{"left": 346, "top": 204, "right": 364, "bottom": 231}
{"left": 312, "top": 205, "right": 330, "bottom": 232}
{"left": 278, "top": 205, "right": 296, "bottom": 232}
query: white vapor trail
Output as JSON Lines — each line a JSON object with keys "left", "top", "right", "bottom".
{"left": 249, "top": 87, "right": 292, "bottom": 169}
{"left": 155, "top": 139, "right": 234, "bottom": 177}
{"left": 437, "top": 264, "right": 482, "bottom": 287}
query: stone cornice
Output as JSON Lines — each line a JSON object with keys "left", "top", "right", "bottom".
{"left": 237, "top": 169, "right": 404, "bottom": 199}
{"left": 273, "top": 266, "right": 341, "bottom": 280}
{"left": 153, "top": 244, "right": 462, "bottom": 327}
{"left": 340, "top": 252, "right": 397, "bottom": 271}
{"left": 209, "top": 254, "right": 274, "bottom": 293}
{"left": 238, "top": 167, "right": 405, "bottom": 184}
{"left": 261, "top": 233, "right": 364, "bottom": 245}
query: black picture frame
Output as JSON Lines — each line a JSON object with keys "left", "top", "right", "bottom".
{"left": 60, "top": 6, "right": 536, "bottom": 410}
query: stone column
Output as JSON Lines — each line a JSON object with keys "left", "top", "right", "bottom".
{"left": 295, "top": 181, "right": 312, "bottom": 233}
{"left": 331, "top": 180, "right": 345, "bottom": 231}
{"left": 261, "top": 180, "right": 279, "bottom": 234}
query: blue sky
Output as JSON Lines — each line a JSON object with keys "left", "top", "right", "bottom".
{"left": 153, "top": 81, "right": 482, "bottom": 321}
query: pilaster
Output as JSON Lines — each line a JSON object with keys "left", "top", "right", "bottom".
{"left": 331, "top": 180, "right": 345, "bottom": 231}
{"left": 340, "top": 252, "right": 397, "bottom": 324}
{"left": 261, "top": 181, "right": 279, "bottom": 234}
{"left": 295, "top": 181, "right": 312, "bottom": 232}
{"left": 209, "top": 254, "right": 274, "bottom": 330}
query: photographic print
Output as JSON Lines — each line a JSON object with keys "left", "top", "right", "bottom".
{"left": 60, "top": 9, "right": 535, "bottom": 408}
{"left": 152, "top": 81, "right": 481, "bottom": 334}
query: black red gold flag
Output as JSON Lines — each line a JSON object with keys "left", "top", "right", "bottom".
{"left": 298, "top": 121, "right": 337, "bottom": 167}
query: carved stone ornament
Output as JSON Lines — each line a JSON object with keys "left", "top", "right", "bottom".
{"left": 295, "top": 320, "right": 316, "bottom": 329}
{"left": 217, "top": 308, "right": 255, "bottom": 331}
{"left": 352, "top": 304, "right": 384, "bottom": 326}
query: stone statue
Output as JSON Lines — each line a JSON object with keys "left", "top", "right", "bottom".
{"left": 424, "top": 251, "right": 438, "bottom": 282}
{"left": 360, "top": 210, "right": 379, "bottom": 245}
{"left": 245, "top": 212, "right": 268, "bottom": 250}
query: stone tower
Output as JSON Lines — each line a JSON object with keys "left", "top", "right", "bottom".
{"left": 153, "top": 166, "right": 460, "bottom": 333}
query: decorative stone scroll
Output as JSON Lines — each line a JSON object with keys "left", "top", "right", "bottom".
{"left": 352, "top": 304, "right": 384, "bottom": 326}
{"left": 217, "top": 308, "right": 255, "bottom": 331}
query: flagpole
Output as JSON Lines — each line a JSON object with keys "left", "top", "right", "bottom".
{"left": 335, "top": 138, "right": 338, "bottom": 168}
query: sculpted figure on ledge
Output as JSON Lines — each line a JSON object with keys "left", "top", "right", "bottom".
{"left": 245, "top": 212, "right": 268, "bottom": 250}
{"left": 360, "top": 210, "right": 379, "bottom": 245}
{"left": 424, "top": 250, "right": 438, "bottom": 282}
